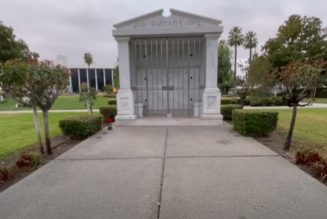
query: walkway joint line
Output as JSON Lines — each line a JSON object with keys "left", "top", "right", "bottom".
{"left": 157, "top": 127, "right": 168, "bottom": 219}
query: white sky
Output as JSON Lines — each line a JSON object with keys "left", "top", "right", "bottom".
{"left": 1, "top": 0, "right": 326, "bottom": 68}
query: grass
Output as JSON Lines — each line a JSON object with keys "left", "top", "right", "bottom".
{"left": 0, "top": 112, "right": 89, "bottom": 159}
{"left": 0, "top": 95, "right": 115, "bottom": 111}
{"left": 303, "top": 98, "right": 327, "bottom": 104}
{"left": 259, "top": 108, "right": 327, "bottom": 156}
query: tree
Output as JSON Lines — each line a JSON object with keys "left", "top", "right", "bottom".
{"left": 0, "top": 22, "right": 31, "bottom": 63}
{"left": 0, "top": 59, "right": 44, "bottom": 153}
{"left": 218, "top": 40, "right": 234, "bottom": 94}
{"left": 84, "top": 52, "right": 93, "bottom": 88}
{"left": 243, "top": 31, "right": 258, "bottom": 62}
{"left": 79, "top": 83, "right": 97, "bottom": 114}
{"left": 228, "top": 26, "right": 244, "bottom": 83}
{"left": 280, "top": 60, "right": 326, "bottom": 150}
{"left": 32, "top": 61, "right": 69, "bottom": 155}
{"left": 264, "top": 15, "right": 327, "bottom": 151}
{"left": 247, "top": 55, "right": 275, "bottom": 95}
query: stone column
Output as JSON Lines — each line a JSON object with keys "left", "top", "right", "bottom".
{"left": 103, "top": 69, "right": 106, "bottom": 87}
{"left": 77, "top": 68, "right": 81, "bottom": 92}
{"left": 68, "top": 69, "right": 73, "bottom": 92}
{"left": 200, "top": 34, "right": 222, "bottom": 122}
{"left": 115, "top": 37, "right": 136, "bottom": 121}
{"left": 95, "top": 69, "right": 98, "bottom": 91}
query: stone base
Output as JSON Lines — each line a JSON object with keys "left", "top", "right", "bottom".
{"left": 114, "top": 117, "right": 222, "bottom": 127}
{"left": 200, "top": 113, "right": 223, "bottom": 125}
{"left": 115, "top": 114, "right": 137, "bottom": 126}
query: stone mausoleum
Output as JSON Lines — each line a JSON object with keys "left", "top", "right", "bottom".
{"left": 112, "top": 9, "right": 223, "bottom": 125}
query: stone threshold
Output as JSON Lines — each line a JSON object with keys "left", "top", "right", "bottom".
{"left": 114, "top": 116, "right": 222, "bottom": 127}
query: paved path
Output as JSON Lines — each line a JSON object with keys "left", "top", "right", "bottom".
{"left": 0, "top": 125, "right": 327, "bottom": 219}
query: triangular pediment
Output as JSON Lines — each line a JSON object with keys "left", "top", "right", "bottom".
{"left": 113, "top": 9, "right": 223, "bottom": 37}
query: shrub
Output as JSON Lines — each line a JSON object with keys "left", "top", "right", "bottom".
{"left": 295, "top": 150, "right": 322, "bottom": 165}
{"left": 59, "top": 115, "right": 103, "bottom": 140}
{"left": 315, "top": 160, "right": 327, "bottom": 181}
{"left": 221, "top": 104, "right": 242, "bottom": 120}
{"left": 99, "top": 106, "right": 117, "bottom": 119}
{"left": 221, "top": 98, "right": 237, "bottom": 105}
{"left": 16, "top": 152, "right": 41, "bottom": 168}
{"left": 249, "top": 96, "right": 285, "bottom": 106}
{"left": 232, "top": 110, "right": 278, "bottom": 137}
{"left": 0, "top": 167, "right": 13, "bottom": 182}
{"left": 108, "top": 99, "right": 117, "bottom": 105}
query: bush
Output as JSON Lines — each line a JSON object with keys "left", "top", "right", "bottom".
{"left": 315, "top": 88, "right": 327, "bottom": 98}
{"left": 221, "top": 98, "right": 237, "bottom": 105}
{"left": 16, "top": 152, "right": 41, "bottom": 168}
{"left": 249, "top": 96, "right": 285, "bottom": 106}
{"left": 59, "top": 115, "right": 103, "bottom": 140}
{"left": 108, "top": 99, "right": 117, "bottom": 105}
{"left": 295, "top": 150, "right": 322, "bottom": 165}
{"left": 221, "top": 104, "right": 242, "bottom": 120}
{"left": 0, "top": 167, "right": 13, "bottom": 182}
{"left": 232, "top": 110, "right": 278, "bottom": 137}
{"left": 99, "top": 106, "right": 117, "bottom": 119}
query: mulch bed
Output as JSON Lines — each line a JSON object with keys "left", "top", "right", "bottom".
{"left": 255, "top": 131, "right": 327, "bottom": 186}
{"left": 0, "top": 137, "right": 81, "bottom": 193}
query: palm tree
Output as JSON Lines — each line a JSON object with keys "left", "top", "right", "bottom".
{"left": 243, "top": 31, "right": 258, "bottom": 63}
{"left": 83, "top": 52, "right": 93, "bottom": 88}
{"left": 228, "top": 26, "right": 244, "bottom": 84}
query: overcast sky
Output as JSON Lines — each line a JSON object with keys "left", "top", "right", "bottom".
{"left": 1, "top": 0, "right": 326, "bottom": 68}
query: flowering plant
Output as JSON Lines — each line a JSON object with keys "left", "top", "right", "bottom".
{"left": 105, "top": 117, "right": 114, "bottom": 124}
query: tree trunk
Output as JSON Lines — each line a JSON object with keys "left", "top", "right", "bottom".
{"left": 284, "top": 104, "right": 298, "bottom": 151}
{"left": 42, "top": 110, "right": 52, "bottom": 155}
{"left": 234, "top": 45, "right": 237, "bottom": 84}
{"left": 32, "top": 106, "right": 44, "bottom": 154}
{"left": 249, "top": 48, "right": 252, "bottom": 63}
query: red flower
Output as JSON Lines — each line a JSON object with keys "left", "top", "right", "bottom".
{"left": 105, "top": 118, "right": 114, "bottom": 124}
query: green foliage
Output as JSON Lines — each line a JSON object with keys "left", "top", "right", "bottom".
{"left": 249, "top": 96, "right": 285, "bottom": 106}
{"left": 264, "top": 15, "right": 327, "bottom": 70}
{"left": 0, "top": 22, "right": 33, "bottom": 63}
{"left": 221, "top": 104, "right": 242, "bottom": 120}
{"left": 99, "top": 106, "right": 117, "bottom": 119}
{"left": 243, "top": 31, "right": 258, "bottom": 61}
{"left": 221, "top": 98, "right": 238, "bottom": 105}
{"left": 218, "top": 41, "right": 234, "bottom": 94}
{"left": 104, "top": 84, "right": 114, "bottom": 96}
{"left": 108, "top": 99, "right": 116, "bottom": 105}
{"left": 83, "top": 53, "right": 93, "bottom": 67}
{"left": 59, "top": 115, "right": 102, "bottom": 140}
{"left": 15, "top": 152, "right": 41, "bottom": 168}
{"left": 232, "top": 110, "right": 278, "bottom": 137}
{"left": 247, "top": 55, "right": 275, "bottom": 95}
{"left": 79, "top": 83, "right": 97, "bottom": 114}
{"left": 228, "top": 26, "right": 244, "bottom": 80}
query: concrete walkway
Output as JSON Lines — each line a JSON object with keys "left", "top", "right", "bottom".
{"left": 0, "top": 125, "right": 327, "bottom": 219}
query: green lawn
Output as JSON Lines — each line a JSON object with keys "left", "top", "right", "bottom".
{"left": 260, "top": 108, "right": 327, "bottom": 155}
{"left": 0, "top": 95, "right": 115, "bottom": 111}
{"left": 0, "top": 112, "right": 88, "bottom": 159}
{"left": 303, "top": 98, "right": 327, "bottom": 104}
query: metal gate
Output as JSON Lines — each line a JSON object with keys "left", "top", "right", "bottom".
{"left": 131, "top": 37, "right": 205, "bottom": 117}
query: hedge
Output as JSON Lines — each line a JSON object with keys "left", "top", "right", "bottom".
{"left": 99, "top": 106, "right": 117, "bottom": 119}
{"left": 108, "top": 99, "right": 117, "bottom": 105}
{"left": 221, "top": 104, "right": 242, "bottom": 120}
{"left": 249, "top": 96, "right": 285, "bottom": 106}
{"left": 59, "top": 115, "right": 102, "bottom": 140}
{"left": 232, "top": 110, "right": 278, "bottom": 137}
{"left": 221, "top": 98, "right": 237, "bottom": 105}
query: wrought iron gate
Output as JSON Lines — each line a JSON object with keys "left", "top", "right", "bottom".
{"left": 131, "top": 37, "right": 205, "bottom": 117}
